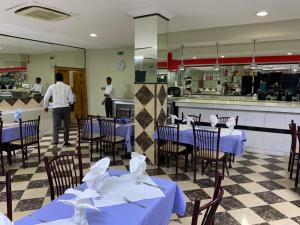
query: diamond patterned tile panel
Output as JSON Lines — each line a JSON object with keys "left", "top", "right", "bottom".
{"left": 135, "top": 131, "right": 154, "bottom": 152}
{"left": 157, "top": 85, "right": 167, "bottom": 106}
{"left": 135, "top": 85, "right": 154, "bottom": 106}
{"left": 157, "top": 108, "right": 167, "bottom": 125}
{"left": 135, "top": 108, "right": 154, "bottom": 129}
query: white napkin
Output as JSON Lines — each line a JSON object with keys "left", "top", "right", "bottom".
{"left": 226, "top": 117, "right": 236, "bottom": 134}
{"left": 14, "top": 108, "right": 22, "bottom": 121}
{"left": 210, "top": 115, "right": 219, "bottom": 129}
{"left": 83, "top": 157, "right": 110, "bottom": 192}
{"left": 167, "top": 114, "right": 178, "bottom": 124}
{"left": 182, "top": 115, "right": 194, "bottom": 128}
{"left": 0, "top": 212, "right": 13, "bottom": 225}
{"left": 130, "top": 152, "right": 147, "bottom": 182}
{"left": 59, "top": 188, "right": 100, "bottom": 225}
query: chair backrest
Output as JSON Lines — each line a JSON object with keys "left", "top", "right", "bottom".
{"left": 19, "top": 116, "right": 40, "bottom": 146}
{"left": 290, "top": 120, "right": 297, "bottom": 154}
{"left": 76, "top": 114, "right": 101, "bottom": 141}
{"left": 44, "top": 147, "right": 83, "bottom": 200}
{"left": 217, "top": 115, "right": 239, "bottom": 126}
{"left": 156, "top": 122, "right": 180, "bottom": 153}
{"left": 182, "top": 113, "right": 201, "bottom": 124}
{"left": 0, "top": 172, "right": 12, "bottom": 221}
{"left": 191, "top": 188, "right": 224, "bottom": 225}
{"left": 99, "top": 117, "right": 116, "bottom": 142}
{"left": 193, "top": 125, "right": 221, "bottom": 160}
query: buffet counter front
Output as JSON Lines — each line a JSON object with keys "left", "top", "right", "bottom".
{"left": 175, "top": 98, "right": 299, "bottom": 156}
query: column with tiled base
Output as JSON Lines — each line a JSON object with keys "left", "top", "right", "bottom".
{"left": 134, "top": 82, "right": 167, "bottom": 164}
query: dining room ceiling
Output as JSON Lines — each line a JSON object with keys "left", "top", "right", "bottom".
{"left": 1, "top": 0, "right": 300, "bottom": 49}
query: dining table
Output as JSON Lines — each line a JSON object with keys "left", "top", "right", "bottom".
{"left": 153, "top": 125, "right": 247, "bottom": 157}
{"left": 2, "top": 122, "right": 22, "bottom": 143}
{"left": 82, "top": 119, "right": 134, "bottom": 152}
{"left": 15, "top": 169, "right": 186, "bottom": 225}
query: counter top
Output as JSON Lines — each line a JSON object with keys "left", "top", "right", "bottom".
{"left": 175, "top": 98, "right": 300, "bottom": 113}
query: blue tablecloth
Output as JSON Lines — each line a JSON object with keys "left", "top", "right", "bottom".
{"left": 2, "top": 123, "right": 21, "bottom": 143}
{"left": 15, "top": 170, "right": 186, "bottom": 225}
{"left": 153, "top": 126, "right": 246, "bottom": 156}
{"left": 82, "top": 120, "right": 134, "bottom": 152}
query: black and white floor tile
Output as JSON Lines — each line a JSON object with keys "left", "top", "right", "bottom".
{"left": 0, "top": 126, "right": 300, "bottom": 225}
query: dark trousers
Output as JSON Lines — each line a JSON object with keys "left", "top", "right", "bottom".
{"left": 105, "top": 98, "right": 113, "bottom": 118}
{"left": 52, "top": 107, "right": 70, "bottom": 145}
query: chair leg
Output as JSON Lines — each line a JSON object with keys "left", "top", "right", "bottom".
{"left": 157, "top": 150, "right": 160, "bottom": 169}
{"left": 290, "top": 154, "right": 295, "bottom": 179}
{"left": 184, "top": 152, "right": 188, "bottom": 172}
{"left": 215, "top": 161, "right": 219, "bottom": 179}
{"left": 176, "top": 154, "right": 179, "bottom": 180}
{"left": 112, "top": 144, "right": 116, "bottom": 165}
{"left": 222, "top": 159, "right": 226, "bottom": 177}
{"left": 201, "top": 160, "right": 204, "bottom": 175}
{"left": 0, "top": 151, "right": 4, "bottom": 175}
{"left": 288, "top": 152, "right": 292, "bottom": 172}
{"left": 21, "top": 148, "right": 26, "bottom": 168}
{"left": 90, "top": 142, "right": 93, "bottom": 161}
{"left": 167, "top": 154, "right": 170, "bottom": 168}
{"left": 232, "top": 154, "right": 235, "bottom": 163}
{"left": 193, "top": 156, "right": 197, "bottom": 183}
{"left": 37, "top": 142, "right": 41, "bottom": 163}
{"left": 25, "top": 146, "right": 28, "bottom": 160}
{"left": 295, "top": 157, "right": 300, "bottom": 188}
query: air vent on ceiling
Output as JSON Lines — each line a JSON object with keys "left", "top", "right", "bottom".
{"left": 15, "top": 6, "right": 71, "bottom": 21}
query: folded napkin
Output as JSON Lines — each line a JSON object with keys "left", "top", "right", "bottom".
{"left": 226, "top": 117, "right": 236, "bottom": 134}
{"left": 167, "top": 114, "right": 178, "bottom": 124}
{"left": 14, "top": 108, "right": 22, "bottom": 121}
{"left": 0, "top": 212, "right": 13, "bottom": 225}
{"left": 182, "top": 115, "right": 194, "bottom": 128}
{"left": 83, "top": 158, "right": 110, "bottom": 192}
{"left": 130, "top": 152, "right": 147, "bottom": 182}
{"left": 210, "top": 115, "right": 219, "bottom": 129}
{"left": 59, "top": 188, "right": 100, "bottom": 225}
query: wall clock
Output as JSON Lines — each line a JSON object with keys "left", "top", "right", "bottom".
{"left": 117, "top": 59, "right": 126, "bottom": 71}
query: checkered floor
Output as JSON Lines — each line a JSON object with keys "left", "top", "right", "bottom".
{"left": 0, "top": 126, "right": 300, "bottom": 225}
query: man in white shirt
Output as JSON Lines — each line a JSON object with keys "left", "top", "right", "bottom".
{"left": 31, "top": 77, "right": 43, "bottom": 94}
{"left": 102, "top": 77, "right": 114, "bottom": 117}
{"left": 44, "top": 73, "right": 74, "bottom": 154}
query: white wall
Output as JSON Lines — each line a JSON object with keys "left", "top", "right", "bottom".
{"left": 86, "top": 47, "right": 134, "bottom": 115}
{"left": 27, "top": 51, "right": 85, "bottom": 91}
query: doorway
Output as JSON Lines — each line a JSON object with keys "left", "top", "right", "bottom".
{"left": 55, "top": 67, "right": 88, "bottom": 122}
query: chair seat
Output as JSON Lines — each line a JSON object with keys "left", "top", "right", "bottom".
{"left": 160, "top": 144, "right": 187, "bottom": 153}
{"left": 80, "top": 134, "right": 102, "bottom": 141}
{"left": 102, "top": 136, "right": 125, "bottom": 143}
{"left": 196, "top": 150, "right": 225, "bottom": 160}
{"left": 10, "top": 137, "right": 38, "bottom": 146}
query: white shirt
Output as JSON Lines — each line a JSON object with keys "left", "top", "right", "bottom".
{"left": 44, "top": 81, "right": 74, "bottom": 108}
{"left": 104, "top": 84, "right": 114, "bottom": 98}
{"left": 31, "top": 83, "right": 43, "bottom": 94}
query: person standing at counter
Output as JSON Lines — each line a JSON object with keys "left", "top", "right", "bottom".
{"left": 44, "top": 73, "right": 74, "bottom": 155}
{"left": 31, "top": 77, "right": 43, "bottom": 94}
{"left": 102, "top": 77, "right": 114, "bottom": 117}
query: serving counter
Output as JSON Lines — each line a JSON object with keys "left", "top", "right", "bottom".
{"left": 175, "top": 97, "right": 299, "bottom": 156}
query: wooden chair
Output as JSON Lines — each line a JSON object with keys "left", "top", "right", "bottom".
{"left": 156, "top": 122, "right": 189, "bottom": 179}
{"left": 191, "top": 187, "right": 224, "bottom": 225}
{"left": 0, "top": 172, "right": 12, "bottom": 221}
{"left": 293, "top": 127, "right": 300, "bottom": 187}
{"left": 76, "top": 115, "right": 102, "bottom": 161}
{"left": 10, "top": 116, "right": 41, "bottom": 168}
{"left": 44, "top": 147, "right": 83, "bottom": 200}
{"left": 192, "top": 126, "right": 227, "bottom": 182}
{"left": 182, "top": 113, "right": 201, "bottom": 125}
{"left": 99, "top": 117, "right": 125, "bottom": 164}
{"left": 288, "top": 120, "right": 297, "bottom": 179}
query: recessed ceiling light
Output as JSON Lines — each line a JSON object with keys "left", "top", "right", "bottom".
{"left": 89, "top": 33, "right": 98, "bottom": 37}
{"left": 287, "top": 52, "right": 293, "bottom": 55}
{"left": 0, "top": 46, "right": 2, "bottom": 50}
{"left": 193, "top": 56, "right": 197, "bottom": 59}
{"left": 256, "top": 11, "right": 268, "bottom": 17}
{"left": 221, "top": 56, "right": 225, "bottom": 58}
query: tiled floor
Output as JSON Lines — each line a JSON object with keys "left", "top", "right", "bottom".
{"left": 1, "top": 126, "right": 300, "bottom": 224}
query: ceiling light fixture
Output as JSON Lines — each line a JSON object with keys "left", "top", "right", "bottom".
{"left": 250, "top": 40, "right": 257, "bottom": 70}
{"left": 0, "top": 46, "right": 2, "bottom": 50}
{"left": 213, "top": 42, "right": 220, "bottom": 71}
{"left": 287, "top": 52, "right": 292, "bottom": 55}
{"left": 179, "top": 45, "right": 185, "bottom": 71}
{"left": 89, "top": 33, "right": 98, "bottom": 37}
{"left": 256, "top": 11, "right": 268, "bottom": 17}
{"left": 221, "top": 55, "right": 225, "bottom": 58}
{"left": 193, "top": 56, "right": 197, "bottom": 59}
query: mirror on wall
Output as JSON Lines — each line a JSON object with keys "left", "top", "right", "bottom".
{"left": 0, "top": 35, "right": 85, "bottom": 100}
